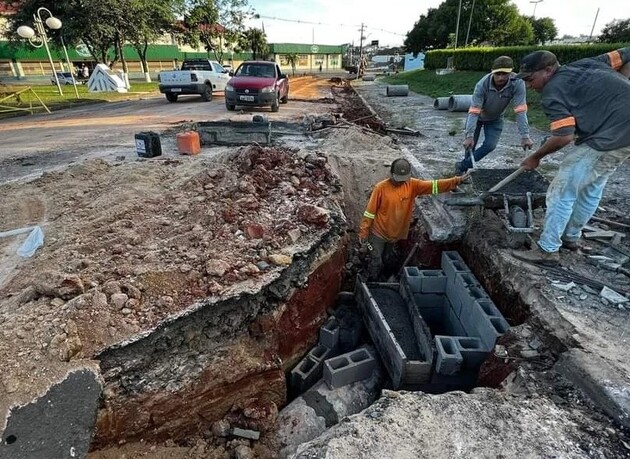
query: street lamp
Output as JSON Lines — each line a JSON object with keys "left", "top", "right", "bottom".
{"left": 530, "top": 0, "right": 544, "bottom": 18}
{"left": 17, "top": 7, "right": 79, "bottom": 98}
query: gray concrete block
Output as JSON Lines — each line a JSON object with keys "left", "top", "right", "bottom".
{"left": 464, "top": 301, "right": 510, "bottom": 351}
{"left": 308, "top": 344, "right": 333, "bottom": 362}
{"left": 454, "top": 336, "right": 489, "bottom": 369}
{"left": 441, "top": 251, "right": 470, "bottom": 280}
{"left": 434, "top": 335, "right": 463, "bottom": 375}
{"left": 324, "top": 348, "right": 377, "bottom": 388}
{"left": 319, "top": 316, "right": 339, "bottom": 350}
{"left": 458, "top": 283, "right": 490, "bottom": 320}
{"left": 445, "top": 304, "right": 466, "bottom": 336}
{"left": 475, "top": 298, "right": 502, "bottom": 318}
{"left": 290, "top": 355, "right": 324, "bottom": 394}
{"left": 419, "top": 270, "right": 447, "bottom": 293}
{"left": 446, "top": 283, "right": 463, "bottom": 317}
{"left": 402, "top": 266, "right": 422, "bottom": 293}
{"left": 412, "top": 293, "right": 445, "bottom": 309}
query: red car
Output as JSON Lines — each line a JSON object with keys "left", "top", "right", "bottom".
{"left": 224, "top": 61, "right": 289, "bottom": 112}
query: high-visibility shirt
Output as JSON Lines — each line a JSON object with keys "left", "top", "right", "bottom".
{"left": 359, "top": 176, "right": 461, "bottom": 242}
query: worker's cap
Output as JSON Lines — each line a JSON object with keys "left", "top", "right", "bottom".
{"left": 516, "top": 50, "right": 558, "bottom": 79}
{"left": 390, "top": 158, "right": 412, "bottom": 182}
{"left": 491, "top": 56, "right": 513, "bottom": 74}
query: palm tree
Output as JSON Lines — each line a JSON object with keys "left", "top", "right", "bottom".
{"left": 285, "top": 53, "right": 298, "bottom": 76}
{"left": 240, "top": 27, "right": 268, "bottom": 60}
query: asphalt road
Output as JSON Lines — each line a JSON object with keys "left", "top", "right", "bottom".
{"left": 0, "top": 76, "right": 335, "bottom": 183}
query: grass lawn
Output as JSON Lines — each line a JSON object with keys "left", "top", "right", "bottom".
{"left": 0, "top": 81, "right": 160, "bottom": 117}
{"left": 383, "top": 69, "right": 548, "bottom": 132}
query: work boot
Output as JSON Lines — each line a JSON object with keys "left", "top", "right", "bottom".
{"left": 561, "top": 238, "right": 579, "bottom": 251}
{"left": 512, "top": 246, "right": 560, "bottom": 266}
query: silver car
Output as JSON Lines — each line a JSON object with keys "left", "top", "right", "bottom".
{"left": 51, "top": 72, "right": 76, "bottom": 85}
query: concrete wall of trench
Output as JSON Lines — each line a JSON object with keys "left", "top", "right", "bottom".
{"left": 92, "top": 232, "right": 347, "bottom": 448}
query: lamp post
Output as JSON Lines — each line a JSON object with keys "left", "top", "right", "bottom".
{"left": 17, "top": 7, "right": 78, "bottom": 98}
{"left": 530, "top": 0, "right": 544, "bottom": 18}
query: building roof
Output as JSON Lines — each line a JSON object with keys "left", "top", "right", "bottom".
{"left": 269, "top": 43, "right": 345, "bottom": 54}
{"left": 0, "top": 2, "right": 19, "bottom": 15}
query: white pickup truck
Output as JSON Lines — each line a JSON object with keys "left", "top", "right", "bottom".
{"left": 158, "top": 59, "right": 231, "bottom": 102}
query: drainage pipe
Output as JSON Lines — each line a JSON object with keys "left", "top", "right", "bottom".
{"left": 433, "top": 97, "right": 450, "bottom": 110}
{"left": 386, "top": 85, "right": 409, "bottom": 97}
{"left": 274, "top": 348, "right": 383, "bottom": 458}
{"left": 448, "top": 94, "right": 473, "bottom": 112}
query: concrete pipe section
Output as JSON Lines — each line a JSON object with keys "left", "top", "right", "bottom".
{"left": 362, "top": 74, "right": 376, "bottom": 82}
{"left": 448, "top": 95, "right": 473, "bottom": 112}
{"left": 386, "top": 85, "right": 409, "bottom": 97}
{"left": 433, "top": 97, "right": 450, "bottom": 110}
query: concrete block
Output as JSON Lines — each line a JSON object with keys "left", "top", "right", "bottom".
{"left": 324, "top": 348, "right": 377, "bottom": 388}
{"left": 402, "top": 266, "right": 422, "bottom": 293}
{"left": 445, "top": 305, "right": 466, "bottom": 337}
{"left": 419, "top": 270, "right": 447, "bottom": 293}
{"left": 475, "top": 298, "right": 502, "bottom": 318}
{"left": 319, "top": 316, "right": 339, "bottom": 350}
{"left": 465, "top": 301, "right": 510, "bottom": 351}
{"left": 454, "top": 336, "right": 488, "bottom": 369}
{"left": 290, "top": 355, "right": 324, "bottom": 394}
{"left": 441, "top": 251, "right": 470, "bottom": 280}
{"left": 413, "top": 293, "right": 445, "bottom": 310}
{"left": 446, "top": 284, "right": 463, "bottom": 317}
{"left": 308, "top": 344, "right": 332, "bottom": 362}
{"left": 434, "top": 335, "right": 463, "bottom": 375}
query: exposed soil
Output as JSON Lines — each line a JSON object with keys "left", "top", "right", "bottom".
{"left": 1, "top": 75, "right": 629, "bottom": 459}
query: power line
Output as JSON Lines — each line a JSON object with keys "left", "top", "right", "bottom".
{"left": 254, "top": 14, "right": 406, "bottom": 37}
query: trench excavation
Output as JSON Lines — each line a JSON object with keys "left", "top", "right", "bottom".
{"left": 1, "top": 81, "right": 609, "bottom": 459}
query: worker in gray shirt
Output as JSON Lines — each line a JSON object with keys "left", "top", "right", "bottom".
{"left": 456, "top": 56, "right": 534, "bottom": 173}
{"left": 512, "top": 48, "right": 630, "bottom": 266}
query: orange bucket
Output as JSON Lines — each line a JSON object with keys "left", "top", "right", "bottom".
{"left": 177, "top": 131, "right": 201, "bottom": 156}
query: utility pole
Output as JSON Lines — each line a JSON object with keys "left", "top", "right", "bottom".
{"left": 454, "top": 0, "right": 463, "bottom": 49}
{"left": 589, "top": 7, "right": 600, "bottom": 42}
{"left": 358, "top": 23, "right": 365, "bottom": 76}
{"left": 465, "top": 0, "right": 476, "bottom": 47}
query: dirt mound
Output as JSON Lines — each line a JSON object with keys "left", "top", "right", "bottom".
{"left": 0, "top": 146, "right": 343, "bottom": 420}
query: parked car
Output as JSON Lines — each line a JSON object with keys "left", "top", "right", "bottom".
{"left": 51, "top": 72, "right": 76, "bottom": 85}
{"left": 157, "top": 58, "right": 231, "bottom": 102}
{"left": 224, "top": 61, "right": 289, "bottom": 112}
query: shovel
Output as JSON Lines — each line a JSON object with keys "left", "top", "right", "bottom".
{"left": 445, "top": 166, "right": 526, "bottom": 207}
{"left": 387, "top": 242, "right": 419, "bottom": 282}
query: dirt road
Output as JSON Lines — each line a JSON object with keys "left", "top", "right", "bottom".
{"left": 0, "top": 76, "right": 336, "bottom": 184}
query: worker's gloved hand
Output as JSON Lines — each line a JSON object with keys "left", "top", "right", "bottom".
{"left": 521, "top": 138, "right": 534, "bottom": 151}
{"left": 458, "top": 169, "right": 473, "bottom": 183}
{"left": 463, "top": 137, "right": 475, "bottom": 150}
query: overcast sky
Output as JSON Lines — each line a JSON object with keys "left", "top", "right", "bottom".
{"left": 246, "top": 0, "right": 630, "bottom": 46}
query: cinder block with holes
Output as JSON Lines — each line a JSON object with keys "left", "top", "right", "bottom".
{"left": 290, "top": 355, "right": 324, "bottom": 394}
{"left": 461, "top": 300, "right": 510, "bottom": 351}
{"left": 402, "top": 266, "right": 422, "bottom": 293}
{"left": 319, "top": 316, "right": 339, "bottom": 350}
{"left": 459, "top": 285, "right": 490, "bottom": 319}
{"left": 323, "top": 348, "right": 377, "bottom": 388}
{"left": 419, "top": 270, "right": 447, "bottom": 293}
{"left": 308, "top": 344, "right": 333, "bottom": 363}
{"left": 454, "top": 336, "right": 488, "bottom": 369}
{"left": 434, "top": 335, "right": 464, "bottom": 375}
{"left": 441, "top": 251, "right": 470, "bottom": 281}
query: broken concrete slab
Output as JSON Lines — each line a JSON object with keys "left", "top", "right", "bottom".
{"left": 555, "top": 349, "right": 630, "bottom": 429}
{"left": 0, "top": 367, "right": 101, "bottom": 459}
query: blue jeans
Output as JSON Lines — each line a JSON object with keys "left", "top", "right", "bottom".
{"left": 538, "top": 145, "right": 630, "bottom": 253}
{"left": 460, "top": 118, "right": 504, "bottom": 170}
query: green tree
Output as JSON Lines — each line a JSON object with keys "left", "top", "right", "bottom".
{"left": 404, "top": 0, "right": 534, "bottom": 52}
{"left": 598, "top": 18, "right": 630, "bottom": 43}
{"left": 527, "top": 16, "right": 558, "bottom": 44}
{"left": 285, "top": 53, "right": 298, "bottom": 75}
{"left": 178, "top": 0, "right": 251, "bottom": 63}
{"left": 239, "top": 27, "right": 268, "bottom": 60}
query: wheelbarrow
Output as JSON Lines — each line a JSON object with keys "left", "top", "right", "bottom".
{"left": 444, "top": 167, "right": 550, "bottom": 248}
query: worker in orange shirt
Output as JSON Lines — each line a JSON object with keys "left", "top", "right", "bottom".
{"left": 359, "top": 158, "right": 471, "bottom": 280}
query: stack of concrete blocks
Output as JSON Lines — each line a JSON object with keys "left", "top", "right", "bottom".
{"left": 323, "top": 347, "right": 378, "bottom": 389}
{"left": 441, "top": 250, "right": 510, "bottom": 353}
{"left": 401, "top": 266, "right": 448, "bottom": 329}
{"left": 289, "top": 316, "right": 340, "bottom": 395}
